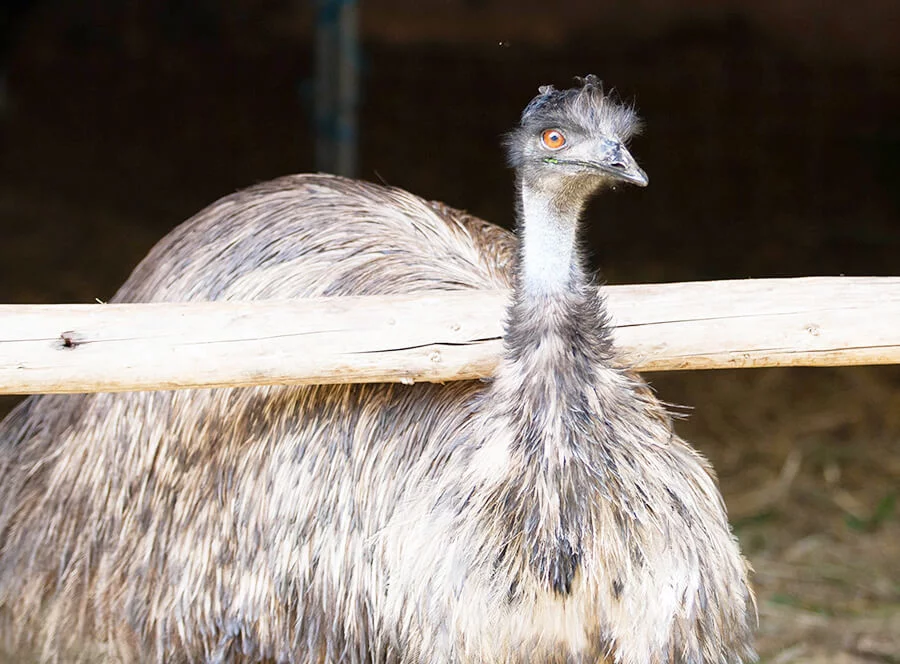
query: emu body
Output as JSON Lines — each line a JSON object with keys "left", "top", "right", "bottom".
{"left": 0, "top": 79, "right": 754, "bottom": 663}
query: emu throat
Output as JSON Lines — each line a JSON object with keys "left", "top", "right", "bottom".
{"left": 518, "top": 179, "right": 594, "bottom": 296}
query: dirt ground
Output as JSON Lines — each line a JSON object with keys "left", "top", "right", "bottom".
{"left": 0, "top": 5, "right": 898, "bottom": 662}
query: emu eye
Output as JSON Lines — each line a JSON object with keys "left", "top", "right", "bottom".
{"left": 540, "top": 129, "right": 566, "bottom": 150}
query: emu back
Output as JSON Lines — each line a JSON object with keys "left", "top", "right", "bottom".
{"left": 0, "top": 175, "right": 517, "bottom": 661}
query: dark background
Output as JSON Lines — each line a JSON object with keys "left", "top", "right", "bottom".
{"left": 0, "top": 0, "right": 898, "bottom": 305}
{"left": 0, "top": 1, "right": 898, "bottom": 661}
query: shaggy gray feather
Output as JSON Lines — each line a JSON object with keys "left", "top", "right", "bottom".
{"left": 0, "top": 77, "right": 754, "bottom": 663}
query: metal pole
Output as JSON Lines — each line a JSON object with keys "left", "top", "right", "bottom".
{"left": 314, "top": 0, "right": 359, "bottom": 177}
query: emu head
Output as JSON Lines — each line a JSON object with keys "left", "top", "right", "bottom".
{"left": 506, "top": 75, "right": 648, "bottom": 202}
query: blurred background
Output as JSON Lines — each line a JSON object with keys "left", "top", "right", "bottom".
{"left": 0, "top": 0, "right": 898, "bottom": 661}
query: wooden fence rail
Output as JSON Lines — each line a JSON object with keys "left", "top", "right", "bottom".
{"left": 1, "top": 277, "right": 898, "bottom": 395}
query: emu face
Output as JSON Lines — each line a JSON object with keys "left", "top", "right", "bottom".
{"left": 507, "top": 76, "right": 648, "bottom": 197}
{"left": 537, "top": 132, "right": 648, "bottom": 187}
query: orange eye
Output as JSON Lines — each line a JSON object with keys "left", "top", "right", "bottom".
{"left": 541, "top": 129, "right": 566, "bottom": 150}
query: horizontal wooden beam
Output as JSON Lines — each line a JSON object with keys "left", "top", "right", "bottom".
{"left": 1, "top": 277, "right": 898, "bottom": 395}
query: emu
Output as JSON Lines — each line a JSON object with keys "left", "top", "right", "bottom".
{"left": 0, "top": 76, "right": 754, "bottom": 663}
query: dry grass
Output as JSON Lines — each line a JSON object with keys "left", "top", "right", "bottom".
{"left": 652, "top": 366, "right": 900, "bottom": 662}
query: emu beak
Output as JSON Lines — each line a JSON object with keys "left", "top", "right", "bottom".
{"left": 594, "top": 142, "right": 649, "bottom": 187}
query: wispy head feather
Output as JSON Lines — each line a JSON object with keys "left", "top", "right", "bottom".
{"left": 519, "top": 75, "right": 641, "bottom": 142}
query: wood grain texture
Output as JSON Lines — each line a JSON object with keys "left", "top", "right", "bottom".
{"left": 1, "top": 277, "right": 897, "bottom": 394}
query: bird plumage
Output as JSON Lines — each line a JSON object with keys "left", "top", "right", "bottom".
{"left": 0, "top": 77, "right": 754, "bottom": 663}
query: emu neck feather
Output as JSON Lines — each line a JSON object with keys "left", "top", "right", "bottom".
{"left": 519, "top": 184, "right": 586, "bottom": 295}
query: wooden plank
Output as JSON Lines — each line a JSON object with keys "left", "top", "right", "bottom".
{"left": 0, "top": 277, "right": 898, "bottom": 395}
{"left": 607, "top": 277, "right": 900, "bottom": 370}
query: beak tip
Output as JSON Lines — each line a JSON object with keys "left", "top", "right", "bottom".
{"left": 621, "top": 167, "right": 648, "bottom": 188}
{"left": 608, "top": 143, "right": 648, "bottom": 187}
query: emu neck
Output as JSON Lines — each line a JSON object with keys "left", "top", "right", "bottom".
{"left": 483, "top": 174, "right": 616, "bottom": 517}
{"left": 500, "top": 176, "right": 613, "bottom": 402}
{"left": 518, "top": 182, "right": 588, "bottom": 295}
